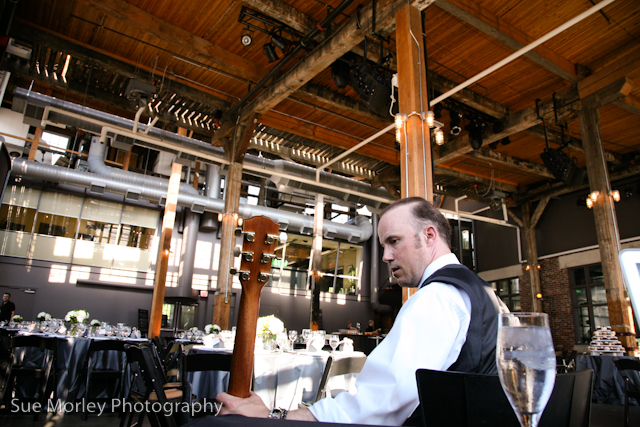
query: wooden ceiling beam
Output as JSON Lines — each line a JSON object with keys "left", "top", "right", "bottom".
{"left": 78, "top": 0, "right": 263, "bottom": 83}
{"left": 614, "top": 94, "right": 640, "bottom": 116}
{"left": 295, "top": 82, "right": 388, "bottom": 123}
{"left": 435, "top": 0, "right": 578, "bottom": 83}
{"left": 467, "top": 148, "right": 555, "bottom": 179}
{"left": 578, "top": 48, "right": 640, "bottom": 99}
{"left": 427, "top": 70, "right": 509, "bottom": 118}
{"left": 242, "top": 0, "right": 407, "bottom": 118}
{"left": 434, "top": 166, "right": 519, "bottom": 193}
{"left": 259, "top": 112, "right": 399, "bottom": 165}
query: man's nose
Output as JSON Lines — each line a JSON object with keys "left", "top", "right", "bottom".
{"left": 382, "top": 247, "right": 393, "bottom": 263}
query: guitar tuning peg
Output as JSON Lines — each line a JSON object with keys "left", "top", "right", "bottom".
{"left": 233, "top": 246, "right": 242, "bottom": 257}
{"left": 264, "top": 234, "right": 280, "bottom": 245}
{"left": 235, "top": 228, "right": 255, "bottom": 242}
{"left": 241, "top": 251, "right": 254, "bottom": 262}
{"left": 261, "top": 253, "right": 276, "bottom": 264}
{"left": 258, "top": 272, "right": 272, "bottom": 283}
{"left": 230, "top": 268, "right": 251, "bottom": 281}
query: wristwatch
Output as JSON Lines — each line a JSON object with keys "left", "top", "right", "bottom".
{"left": 268, "top": 408, "right": 288, "bottom": 420}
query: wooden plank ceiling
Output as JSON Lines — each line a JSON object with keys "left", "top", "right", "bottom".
{"left": 2, "top": 0, "right": 639, "bottom": 210}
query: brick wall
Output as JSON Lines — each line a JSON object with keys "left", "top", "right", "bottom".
{"left": 519, "top": 257, "right": 575, "bottom": 351}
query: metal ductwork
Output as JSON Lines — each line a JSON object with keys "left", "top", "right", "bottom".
{"left": 169, "top": 209, "right": 200, "bottom": 300}
{"left": 12, "top": 88, "right": 394, "bottom": 208}
{"left": 199, "top": 164, "right": 221, "bottom": 232}
{"left": 11, "top": 158, "right": 372, "bottom": 243}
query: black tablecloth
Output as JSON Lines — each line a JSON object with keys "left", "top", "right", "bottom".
{"left": 575, "top": 354, "right": 640, "bottom": 405}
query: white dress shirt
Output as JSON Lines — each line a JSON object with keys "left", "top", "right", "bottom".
{"left": 309, "top": 253, "right": 471, "bottom": 425}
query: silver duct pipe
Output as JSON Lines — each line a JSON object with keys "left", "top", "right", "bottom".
{"left": 171, "top": 209, "right": 200, "bottom": 299}
{"left": 88, "top": 136, "right": 199, "bottom": 195}
{"left": 11, "top": 158, "right": 372, "bottom": 242}
{"left": 200, "top": 164, "right": 221, "bottom": 231}
{"left": 13, "top": 88, "right": 394, "bottom": 207}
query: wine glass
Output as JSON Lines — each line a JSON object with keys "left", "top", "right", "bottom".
{"left": 288, "top": 330, "right": 298, "bottom": 350}
{"left": 276, "top": 332, "right": 288, "bottom": 352}
{"left": 329, "top": 334, "right": 340, "bottom": 352}
{"left": 301, "top": 328, "right": 311, "bottom": 349}
{"left": 497, "top": 312, "right": 556, "bottom": 427}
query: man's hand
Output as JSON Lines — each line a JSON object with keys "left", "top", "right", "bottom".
{"left": 216, "top": 391, "right": 270, "bottom": 418}
{"left": 216, "top": 391, "right": 318, "bottom": 421}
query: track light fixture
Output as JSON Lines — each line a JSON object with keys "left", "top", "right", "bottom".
{"left": 433, "top": 103, "right": 443, "bottom": 119}
{"left": 263, "top": 43, "right": 279, "bottom": 63}
{"left": 501, "top": 136, "right": 511, "bottom": 145}
{"left": 241, "top": 33, "right": 253, "bottom": 46}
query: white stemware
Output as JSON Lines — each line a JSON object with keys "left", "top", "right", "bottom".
{"left": 497, "top": 312, "right": 556, "bottom": 427}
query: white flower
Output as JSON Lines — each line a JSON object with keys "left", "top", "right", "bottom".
{"left": 205, "top": 324, "right": 221, "bottom": 334}
{"left": 36, "top": 312, "right": 52, "bottom": 321}
{"left": 257, "top": 315, "right": 284, "bottom": 336}
{"left": 90, "top": 319, "right": 101, "bottom": 326}
{"left": 65, "top": 309, "right": 90, "bottom": 324}
{"left": 189, "top": 326, "right": 199, "bottom": 332}
{"left": 11, "top": 314, "right": 23, "bottom": 322}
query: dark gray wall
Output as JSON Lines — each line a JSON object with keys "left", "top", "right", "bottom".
{"left": 475, "top": 222, "right": 521, "bottom": 272}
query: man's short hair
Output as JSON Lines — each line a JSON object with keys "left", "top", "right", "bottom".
{"left": 379, "top": 197, "right": 452, "bottom": 248}
{"left": 3, "top": 293, "right": 9, "bottom": 297}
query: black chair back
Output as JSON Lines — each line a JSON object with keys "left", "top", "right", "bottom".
{"left": 180, "top": 351, "right": 232, "bottom": 422}
{"left": 415, "top": 368, "right": 594, "bottom": 427}
{"left": 613, "top": 358, "right": 640, "bottom": 427}
{"left": 2, "top": 335, "right": 58, "bottom": 421}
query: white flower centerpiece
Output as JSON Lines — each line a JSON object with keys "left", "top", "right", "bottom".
{"left": 36, "top": 312, "right": 52, "bottom": 322}
{"left": 11, "top": 314, "right": 23, "bottom": 324}
{"left": 65, "top": 309, "right": 90, "bottom": 337}
{"left": 256, "top": 315, "right": 284, "bottom": 350}
{"left": 205, "top": 324, "right": 221, "bottom": 335}
{"left": 90, "top": 319, "right": 101, "bottom": 336}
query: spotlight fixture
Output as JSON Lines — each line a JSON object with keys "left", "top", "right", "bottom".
{"left": 501, "top": 136, "right": 511, "bottom": 145}
{"left": 271, "top": 35, "right": 290, "bottom": 51}
{"left": 488, "top": 141, "right": 500, "bottom": 149}
{"left": 241, "top": 33, "right": 253, "bottom": 46}
{"left": 331, "top": 60, "right": 351, "bottom": 89}
{"left": 449, "top": 111, "right": 462, "bottom": 135}
{"left": 467, "top": 119, "right": 485, "bottom": 150}
{"left": 263, "top": 43, "right": 279, "bottom": 63}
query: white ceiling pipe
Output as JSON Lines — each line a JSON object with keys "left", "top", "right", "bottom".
{"left": 430, "top": 0, "right": 617, "bottom": 106}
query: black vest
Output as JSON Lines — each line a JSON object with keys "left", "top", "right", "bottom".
{"left": 404, "top": 264, "right": 500, "bottom": 426}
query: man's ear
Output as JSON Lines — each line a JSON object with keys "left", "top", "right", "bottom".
{"left": 423, "top": 225, "right": 437, "bottom": 245}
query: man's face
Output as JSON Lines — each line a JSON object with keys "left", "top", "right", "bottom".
{"left": 378, "top": 204, "right": 429, "bottom": 288}
{"left": 2, "top": 294, "right": 8, "bottom": 302}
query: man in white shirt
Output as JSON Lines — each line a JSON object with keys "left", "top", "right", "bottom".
{"left": 217, "top": 197, "right": 501, "bottom": 425}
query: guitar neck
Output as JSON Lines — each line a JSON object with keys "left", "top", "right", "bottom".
{"left": 227, "top": 216, "right": 279, "bottom": 398}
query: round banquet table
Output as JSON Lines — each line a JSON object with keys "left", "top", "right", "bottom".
{"left": 188, "top": 346, "right": 366, "bottom": 411}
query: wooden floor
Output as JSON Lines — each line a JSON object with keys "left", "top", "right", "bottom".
{"left": 0, "top": 403, "right": 638, "bottom": 426}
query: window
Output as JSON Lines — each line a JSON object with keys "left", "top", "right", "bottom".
{"left": 268, "top": 233, "right": 362, "bottom": 295}
{"left": 41, "top": 131, "right": 70, "bottom": 165}
{"left": 491, "top": 278, "right": 520, "bottom": 311}
{"left": 571, "top": 264, "right": 609, "bottom": 344}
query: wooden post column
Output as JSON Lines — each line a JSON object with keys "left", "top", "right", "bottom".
{"left": 395, "top": 3, "right": 433, "bottom": 202}
{"left": 396, "top": 3, "right": 433, "bottom": 303}
{"left": 148, "top": 162, "right": 183, "bottom": 338}
{"left": 212, "top": 161, "right": 243, "bottom": 330}
{"left": 579, "top": 105, "right": 635, "bottom": 352}
{"left": 522, "top": 203, "right": 543, "bottom": 313}
{"left": 27, "top": 127, "right": 43, "bottom": 161}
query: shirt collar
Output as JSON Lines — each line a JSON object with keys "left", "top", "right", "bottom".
{"left": 419, "top": 253, "right": 461, "bottom": 287}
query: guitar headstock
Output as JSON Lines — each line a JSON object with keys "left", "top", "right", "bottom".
{"left": 231, "top": 216, "right": 280, "bottom": 292}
